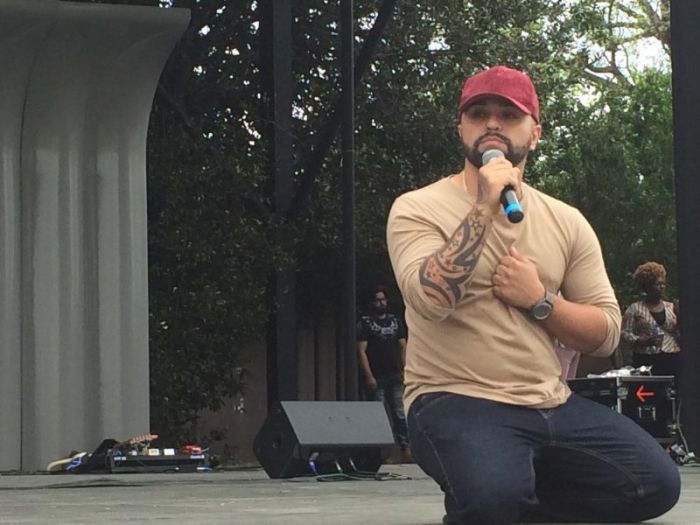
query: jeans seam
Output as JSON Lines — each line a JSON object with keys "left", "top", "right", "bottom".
{"left": 412, "top": 408, "right": 459, "bottom": 506}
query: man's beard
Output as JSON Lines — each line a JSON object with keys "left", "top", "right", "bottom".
{"left": 463, "top": 133, "right": 530, "bottom": 168}
{"left": 372, "top": 305, "right": 387, "bottom": 315}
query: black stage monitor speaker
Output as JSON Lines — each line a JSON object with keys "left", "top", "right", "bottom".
{"left": 253, "top": 401, "right": 395, "bottom": 478}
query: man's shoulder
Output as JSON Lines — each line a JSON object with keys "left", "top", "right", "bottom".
{"left": 389, "top": 177, "right": 463, "bottom": 229}
{"left": 393, "top": 177, "right": 453, "bottom": 207}
{"left": 360, "top": 313, "right": 395, "bottom": 323}
{"left": 383, "top": 313, "right": 399, "bottom": 324}
{"left": 525, "top": 185, "right": 590, "bottom": 231}
{"left": 526, "top": 185, "right": 580, "bottom": 215}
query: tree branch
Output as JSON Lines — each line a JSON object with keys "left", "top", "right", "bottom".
{"left": 155, "top": 83, "right": 272, "bottom": 217}
{"left": 287, "top": 0, "right": 399, "bottom": 219}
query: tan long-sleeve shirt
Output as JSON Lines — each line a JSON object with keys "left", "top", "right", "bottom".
{"left": 387, "top": 177, "right": 621, "bottom": 411}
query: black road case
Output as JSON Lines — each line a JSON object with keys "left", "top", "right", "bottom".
{"left": 568, "top": 375, "right": 676, "bottom": 444}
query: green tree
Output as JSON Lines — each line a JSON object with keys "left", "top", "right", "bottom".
{"left": 531, "top": 69, "right": 675, "bottom": 305}
{"left": 549, "top": 0, "right": 670, "bottom": 89}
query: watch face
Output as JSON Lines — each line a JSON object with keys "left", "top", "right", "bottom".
{"left": 532, "top": 302, "right": 553, "bottom": 320}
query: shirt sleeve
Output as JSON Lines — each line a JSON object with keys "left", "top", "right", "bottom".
{"left": 397, "top": 317, "right": 408, "bottom": 339}
{"left": 386, "top": 194, "right": 457, "bottom": 322}
{"left": 356, "top": 319, "right": 368, "bottom": 342}
{"left": 621, "top": 303, "right": 641, "bottom": 344}
{"left": 561, "top": 211, "right": 621, "bottom": 357}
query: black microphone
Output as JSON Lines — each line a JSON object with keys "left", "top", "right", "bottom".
{"left": 481, "top": 149, "right": 524, "bottom": 224}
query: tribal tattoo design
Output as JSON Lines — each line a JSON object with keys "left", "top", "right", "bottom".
{"left": 419, "top": 205, "right": 491, "bottom": 308}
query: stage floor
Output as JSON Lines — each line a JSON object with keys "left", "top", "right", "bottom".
{"left": 0, "top": 464, "right": 698, "bottom": 524}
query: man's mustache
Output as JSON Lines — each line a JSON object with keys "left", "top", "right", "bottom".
{"left": 476, "top": 133, "right": 511, "bottom": 147}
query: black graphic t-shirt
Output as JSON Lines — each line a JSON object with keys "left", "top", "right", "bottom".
{"left": 356, "top": 314, "right": 407, "bottom": 379}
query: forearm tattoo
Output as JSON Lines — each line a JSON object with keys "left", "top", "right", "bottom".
{"left": 419, "top": 205, "right": 491, "bottom": 308}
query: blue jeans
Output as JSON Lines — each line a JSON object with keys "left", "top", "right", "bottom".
{"left": 370, "top": 374, "right": 409, "bottom": 447}
{"left": 408, "top": 392, "right": 680, "bottom": 524}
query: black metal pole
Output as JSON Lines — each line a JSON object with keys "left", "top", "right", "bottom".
{"left": 266, "top": 0, "right": 297, "bottom": 405}
{"left": 340, "top": 0, "right": 357, "bottom": 401}
{"left": 671, "top": 0, "right": 700, "bottom": 452}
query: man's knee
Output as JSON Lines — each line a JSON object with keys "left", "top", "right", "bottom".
{"left": 448, "top": 479, "right": 532, "bottom": 525}
{"left": 635, "top": 462, "right": 681, "bottom": 521}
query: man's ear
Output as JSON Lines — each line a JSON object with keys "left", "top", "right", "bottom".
{"left": 529, "top": 123, "right": 542, "bottom": 150}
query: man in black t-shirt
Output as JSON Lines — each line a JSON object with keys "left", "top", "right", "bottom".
{"left": 356, "top": 285, "right": 408, "bottom": 450}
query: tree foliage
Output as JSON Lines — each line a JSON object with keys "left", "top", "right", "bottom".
{"left": 531, "top": 69, "right": 675, "bottom": 304}
{"left": 575, "top": 0, "right": 670, "bottom": 88}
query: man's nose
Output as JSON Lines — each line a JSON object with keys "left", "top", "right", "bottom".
{"left": 486, "top": 114, "right": 501, "bottom": 129}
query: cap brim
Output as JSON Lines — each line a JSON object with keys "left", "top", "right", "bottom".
{"left": 458, "top": 93, "right": 535, "bottom": 121}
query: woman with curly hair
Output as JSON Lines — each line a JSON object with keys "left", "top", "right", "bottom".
{"left": 621, "top": 262, "right": 680, "bottom": 376}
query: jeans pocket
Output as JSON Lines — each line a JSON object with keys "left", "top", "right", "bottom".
{"left": 410, "top": 391, "right": 452, "bottom": 419}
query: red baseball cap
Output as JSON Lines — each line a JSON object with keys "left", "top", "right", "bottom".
{"left": 457, "top": 65, "right": 540, "bottom": 123}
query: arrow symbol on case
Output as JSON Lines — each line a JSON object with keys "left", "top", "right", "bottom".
{"left": 636, "top": 385, "right": 655, "bottom": 403}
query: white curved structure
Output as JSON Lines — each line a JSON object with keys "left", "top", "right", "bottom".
{"left": 0, "top": 0, "right": 189, "bottom": 471}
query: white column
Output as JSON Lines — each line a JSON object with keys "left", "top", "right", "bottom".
{"left": 0, "top": 0, "right": 189, "bottom": 471}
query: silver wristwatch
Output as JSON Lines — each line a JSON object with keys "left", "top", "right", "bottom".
{"left": 529, "top": 291, "right": 555, "bottom": 321}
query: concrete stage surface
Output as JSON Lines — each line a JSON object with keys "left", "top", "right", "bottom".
{"left": 0, "top": 464, "right": 698, "bottom": 524}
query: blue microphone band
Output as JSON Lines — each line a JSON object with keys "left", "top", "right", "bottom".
{"left": 504, "top": 203, "right": 523, "bottom": 216}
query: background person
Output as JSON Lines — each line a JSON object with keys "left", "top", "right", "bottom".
{"left": 356, "top": 285, "right": 409, "bottom": 456}
{"left": 387, "top": 65, "right": 679, "bottom": 525}
{"left": 621, "top": 261, "right": 680, "bottom": 376}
